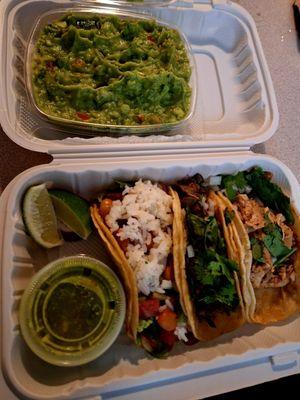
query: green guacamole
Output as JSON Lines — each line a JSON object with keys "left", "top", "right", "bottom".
{"left": 32, "top": 14, "right": 192, "bottom": 126}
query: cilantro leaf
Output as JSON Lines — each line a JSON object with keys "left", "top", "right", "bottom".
{"left": 224, "top": 208, "right": 235, "bottom": 225}
{"left": 221, "top": 172, "right": 248, "bottom": 201}
{"left": 200, "top": 285, "right": 237, "bottom": 308}
{"left": 274, "top": 247, "right": 297, "bottom": 267}
{"left": 187, "top": 212, "right": 206, "bottom": 239}
{"left": 263, "top": 235, "right": 292, "bottom": 258}
{"left": 191, "top": 247, "right": 238, "bottom": 313}
{"left": 250, "top": 238, "right": 264, "bottom": 263}
{"left": 261, "top": 221, "right": 292, "bottom": 259}
{"left": 204, "top": 217, "right": 225, "bottom": 251}
{"left": 246, "top": 167, "right": 294, "bottom": 224}
{"left": 186, "top": 212, "right": 226, "bottom": 253}
{"left": 215, "top": 285, "right": 238, "bottom": 307}
{"left": 185, "top": 211, "right": 239, "bottom": 319}
{"left": 263, "top": 219, "right": 282, "bottom": 239}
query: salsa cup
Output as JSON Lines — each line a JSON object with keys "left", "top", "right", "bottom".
{"left": 19, "top": 255, "right": 126, "bottom": 367}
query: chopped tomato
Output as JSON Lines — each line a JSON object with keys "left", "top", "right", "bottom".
{"left": 136, "top": 114, "right": 145, "bottom": 124}
{"left": 160, "top": 330, "right": 176, "bottom": 349}
{"left": 139, "top": 298, "right": 160, "bottom": 319}
{"left": 147, "top": 34, "right": 155, "bottom": 43}
{"left": 45, "top": 60, "right": 55, "bottom": 71}
{"left": 76, "top": 111, "right": 90, "bottom": 121}
{"left": 99, "top": 198, "right": 113, "bottom": 217}
{"left": 163, "top": 265, "right": 174, "bottom": 281}
{"left": 72, "top": 58, "right": 85, "bottom": 69}
{"left": 157, "top": 308, "right": 177, "bottom": 331}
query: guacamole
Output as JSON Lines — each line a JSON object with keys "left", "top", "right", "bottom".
{"left": 31, "top": 14, "right": 192, "bottom": 126}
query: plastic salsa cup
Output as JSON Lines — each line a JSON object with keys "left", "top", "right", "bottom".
{"left": 19, "top": 255, "right": 126, "bottom": 367}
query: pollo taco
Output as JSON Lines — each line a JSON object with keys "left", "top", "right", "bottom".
{"left": 171, "top": 174, "right": 246, "bottom": 341}
{"left": 91, "top": 179, "right": 195, "bottom": 357}
{"left": 217, "top": 167, "right": 300, "bottom": 324}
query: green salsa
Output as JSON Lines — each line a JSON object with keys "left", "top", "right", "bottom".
{"left": 32, "top": 14, "right": 192, "bottom": 126}
{"left": 45, "top": 281, "right": 103, "bottom": 339}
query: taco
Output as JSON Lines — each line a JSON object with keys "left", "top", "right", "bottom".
{"left": 91, "top": 179, "right": 195, "bottom": 356}
{"left": 171, "top": 174, "right": 246, "bottom": 341}
{"left": 217, "top": 167, "right": 300, "bottom": 324}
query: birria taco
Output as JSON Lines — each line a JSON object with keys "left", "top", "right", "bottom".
{"left": 91, "top": 180, "right": 195, "bottom": 357}
{"left": 171, "top": 174, "right": 246, "bottom": 341}
{"left": 216, "top": 167, "right": 300, "bottom": 324}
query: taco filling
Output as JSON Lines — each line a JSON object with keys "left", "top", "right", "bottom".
{"left": 218, "top": 166, "right": 300, "bottom": 324}
{"left": 173, "top": 174, "right": 244, "bottom": 338}
{"left": 235, "top": 194, "right": 296, "bottom": 289}
{"left": 93, "top": 180, "right": 192, "bottom": 356}
{"left": 221, "top": 167, "right": 297, "bottom": 290}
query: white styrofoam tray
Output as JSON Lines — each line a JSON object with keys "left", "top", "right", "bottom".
{"left": 1, "top": 152, "right": 300, "bottom": 400}
{"left": 0, "top": 0, "right": 278, "bottom": 154}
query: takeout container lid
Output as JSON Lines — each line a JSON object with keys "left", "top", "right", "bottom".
{"left": 0, "top": 0, "right": 278, "bottom": 155}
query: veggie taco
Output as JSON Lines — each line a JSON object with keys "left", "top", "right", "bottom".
{"left": 91, "top": 180, "right": 195, "bottom": 357}
{"left": 171, "top": 174, "right": 246, "bottom": 341}
{"left": 217, "top": 167, "right": 300, "bottom": 324}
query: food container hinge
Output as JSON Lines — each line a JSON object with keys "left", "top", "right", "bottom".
{"left": 270, "top": 351, "right": 300, "bottom": 370}
{"left": 49, "top": 148, "right": 254, "bottom": 164}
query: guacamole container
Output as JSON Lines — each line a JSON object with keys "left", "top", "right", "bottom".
{"left": 25, "top": 7, "right": 197, "bottom": 135}
{"left": 2, "top": 0, "right": 300, "bottom": 400}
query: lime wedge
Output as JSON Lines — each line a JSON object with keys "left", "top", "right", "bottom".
{"left": 48, "top": 189, "right": 92, "bottom": 239}
{"left": 22, "top": 184, "right": 63, "bottom": 248}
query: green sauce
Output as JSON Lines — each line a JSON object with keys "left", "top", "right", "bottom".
{"left": 32, "top": 14, "right": 191, "bottom": 125}
{"left": 45, "top": 282, "right": 102, "bottom": 339}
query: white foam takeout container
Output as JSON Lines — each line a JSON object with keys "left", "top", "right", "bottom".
{"left": 0, "top": 1, "right": 300, "bottom": 400}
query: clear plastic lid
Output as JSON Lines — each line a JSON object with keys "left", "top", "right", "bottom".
{"left": 0, "top": 0, "right": 278, "bottom": 154}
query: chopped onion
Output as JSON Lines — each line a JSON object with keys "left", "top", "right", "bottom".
{"left": 165, "top": 298, "right": 174, "bottom": 311}
{"left": 159, "top": 305, "right": 167, "bottom": 313}
{"left": 187, "top": 245, "right": 195, "bottom": 258}
{"left": 153, "top": 292, "right": 168, "bottom": 300}
{"left": 208, "top": 175, "right": 222, "bottom": 186}
{"left": 161, "top": 279, "right": 173, "bottom": 290}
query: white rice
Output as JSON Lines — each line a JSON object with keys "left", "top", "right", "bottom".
{"left": 105, "top": 180, "right": 173, "bottom": 295}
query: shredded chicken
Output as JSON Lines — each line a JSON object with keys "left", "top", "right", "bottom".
{"left": 251, "top": 263, "right": 296, "bottom": 288}
{"left": 235, "top": 194, "right": 265, "bottom": 231}
{"left": 260, "top": 265, "right": 296, "bottom": 288}
{"left": 251, "top": 263, "right": 272, "bottom": 288}
{"left": 236, "top": 195, "right": 296, "bottom": 289}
